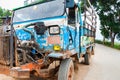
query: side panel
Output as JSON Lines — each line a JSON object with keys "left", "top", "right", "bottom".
{"left": 77, "top": 0, "right": 96, "bottom": 55}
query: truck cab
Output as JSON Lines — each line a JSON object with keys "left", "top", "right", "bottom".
{"left": 10, "top": 0, "right": 97, "bottom": 80}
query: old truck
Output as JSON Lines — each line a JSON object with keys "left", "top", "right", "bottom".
{"left": 1, "top": 0, "right": 97, "bottom": 80}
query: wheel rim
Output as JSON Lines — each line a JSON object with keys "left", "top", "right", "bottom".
{"left": 68, "top": 65, "right": 73, "bottom": 80}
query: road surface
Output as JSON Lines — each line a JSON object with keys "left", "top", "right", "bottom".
{"left": 0, "top": 44, "right": 120, "bottom": 80}
{"left": 74, "top": 44, "right": 120, "bottom": 80}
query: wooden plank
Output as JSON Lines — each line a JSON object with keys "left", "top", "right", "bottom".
{"left": 0, "top": 35, "right": 10, "bottom": 65}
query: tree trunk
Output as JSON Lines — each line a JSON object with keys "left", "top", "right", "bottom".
{"left": 103, "top": 36, "right": 105, "bottom": 44}
{"left": 111, "top": 37, "right": 115, "bottom": 47}
{"left": 110, "top": 33, "right": 116, "bottom": 47}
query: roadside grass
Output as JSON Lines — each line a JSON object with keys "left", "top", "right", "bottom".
{"left": 114, "top": 43, "right": 120, "bottom": 50}
{"left": 95, "top": 40, "right": 120, "bottom": 50}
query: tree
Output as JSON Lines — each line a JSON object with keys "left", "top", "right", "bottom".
{"left": 99, "top": 11, "right": 110, "bottom": 43}
{"left": 95, "top": 0, "right": 120, "bottom": 47}
{"left": 100, "top": 26, "right": 109, "bottom": 44}
{"left": 0, "top": 7, "right": 3, "bottom": 17}
{"left": 3, "top": 9, "right": 12, "bottom": 17}
{"left": 116, "top": 33, "right": 120, "bottom": 40}
{"left": 0, "top": 7, "right": 3, "bottom": 25}
{"left": 0, "top": 7, "right": 12, "bottom": 17}
{"left": 0, "top": 7, "right": 12, "bottom": 25}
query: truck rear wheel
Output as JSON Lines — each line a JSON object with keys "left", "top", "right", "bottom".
{"left": 84, "top": 53, "right": 90, "bottom": 65}
{"left": 91, "top": 47, "right": 94, "bottom": 55}
{"left": 58, "top": 58, "right": 74, "bottom": 80}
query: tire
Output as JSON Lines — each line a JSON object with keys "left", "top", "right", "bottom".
{"left": 91, "top": 47, "right": 94, "bottom": 55}
{"left": 84, "top": 53, "right": 90, "bottom": 65}
{"left": 58, "top": 58, "right": 74, "bottom": 80}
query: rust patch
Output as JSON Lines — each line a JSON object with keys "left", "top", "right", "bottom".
{"left": 21, "top": 59, "right": 44, "bottom": 71}
{"left": 0, "top": 65, "right": 10, "bottom": 75}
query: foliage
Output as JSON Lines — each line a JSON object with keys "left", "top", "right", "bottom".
{"left": 116, "top": 33, "right": 120, "bottom": 40}
{"left": 95, "top": 40, "right": 120, "bottom": 50}
{"left": 95, "top": 0, "right": 120, "bottom": 47}
{"left": 2, "top": 9, "right": 12, "bottom": 17}
{"left": 95, "top": 40, "right": 103, "bottom": 44}
{"left": 0, "top": 7, "right": 12, "bottom": 25}
{"left": 0, "top": 7, "right": 12, "bottom": 17}
{"left": 100, "top": 25, "right": 109, "bottom": 39}
{"left": 0, "top": 7, "right": 3, "bottom": 17}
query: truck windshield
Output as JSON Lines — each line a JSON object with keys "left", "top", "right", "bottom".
{"left": 13, "top": 0, "right": 65, "bottom": 23}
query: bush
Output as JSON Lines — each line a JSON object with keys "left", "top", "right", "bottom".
{"left": 104, "top": 41, "right": 111, "bottom": 46}
{"left": 95, "top": 40, "right": 103, "bottom": 44}
{"left": 114, "top": 43, "right": 120, "bottom": 50}
{"left": 95, "top": 39, "right": 120, "bottom": 50}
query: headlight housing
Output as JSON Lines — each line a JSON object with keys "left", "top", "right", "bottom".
{"left": 49, "top": 25, "right": 60, "bottom": 35}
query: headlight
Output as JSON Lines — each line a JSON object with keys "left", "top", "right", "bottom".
{"left": 49, "top": 25, "right": 60, "bottom": 35}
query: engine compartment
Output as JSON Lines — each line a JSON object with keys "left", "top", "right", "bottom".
{"left": 15, "top": 22, "right": 50, "bottom": 66}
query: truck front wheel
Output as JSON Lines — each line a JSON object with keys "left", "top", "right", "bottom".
{"left": 58, "top": 58, "right": 74, "bottom": 80}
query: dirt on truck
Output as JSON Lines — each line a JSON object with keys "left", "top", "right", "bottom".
{"left": 0, "top": 26, "right": 10, "bottom": 79}
{"left": 0, "top": 0, "right": 97, "bottom": 80}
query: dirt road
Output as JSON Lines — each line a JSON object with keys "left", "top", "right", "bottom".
{"left": 0, "top": 44, "right": 120, "bottom": 80}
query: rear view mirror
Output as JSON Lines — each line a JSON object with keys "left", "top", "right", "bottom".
{"left": 66, "top": 0, "right": 74, "bottom": 8}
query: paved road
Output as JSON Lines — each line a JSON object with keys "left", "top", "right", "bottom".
{"left": 75, "top": 44, "right": 120, "bottom": 80}
{"left": 0, "top": 44, "right": 120, "bottom": 80}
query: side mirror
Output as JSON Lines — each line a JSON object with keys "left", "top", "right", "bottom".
{"left": 66, "top": 0, "right": 74, "bottom": 8}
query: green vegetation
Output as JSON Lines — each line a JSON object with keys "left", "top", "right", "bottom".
{"left": 94, "top": 0, "right": 120, "bottom": 47}
{"left": 0, "top": 7, "right": 11, "bottom": 17}
{"left": 95, "top": 40, "right": 120, "bottom": 50}
{"left": 0, "top": 7, "right": 12, "bottom": 25}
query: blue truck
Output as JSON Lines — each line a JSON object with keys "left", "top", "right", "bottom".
{"left": 9, "top": 0, "right": 97, "bottom": 79}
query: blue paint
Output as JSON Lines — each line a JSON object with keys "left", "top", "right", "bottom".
{"left": 15, "top": 29, "right": 32, "bottom": 40}
{"left": 81, "top": 47, "right": 86, "bottom": 54}
{"left": 61, "top": 26, "right": 69, "bottom": 50}
{"left": 68, "top": 27, "right": 76, "bottom": 50}
{"left": 78, "top": 3, "right": 83, "bottom": 27}
{"left": 66, "top": 0, "right": 74, "bottom": 8}
{"left": 13, "top": 0, "right": 96, "bottom": 59}
{"left": 32, "top": 49, "right": 36, "bottom": 54}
